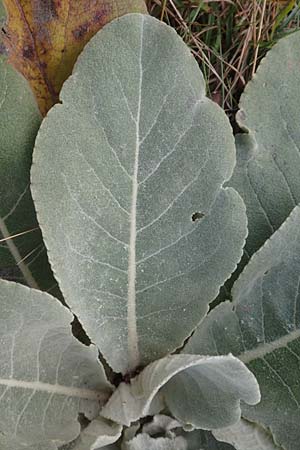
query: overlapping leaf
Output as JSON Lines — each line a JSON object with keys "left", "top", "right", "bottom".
{"left": 123, "top": 434, "right": 186, "bottom": 450}
{"left": 70, "top": 417, "right": 122, "bottom": 450}
{"left": 228, "top": 30, "right": 300, "bottom": 258}
{"left": 185, "top": 206, "right": 300, "bottom": 450}
{"left": 0, "top": 279, "right": 112, "bottom": 449}
{"left": 124, "top": 431, "right": 235, "bottom": 450}
{"left": 0, "top": 56, "right": 56, "bottom": 292}
{"left": 121, "top": 415, "right": 236, "bottom": 450}
{"left": 1, "top": 0, "right": 147, "bottom": 114}
{"left": 213, "top": 419, "right": 282, "bottom": 450}
{"left": 0, "top": 437, "right": 58, "bottom": 450}
{"left": 181, "top": 429, "right": 235, "bottom": 450}
{"left": 31, "top": 14, "right": 247, "bottom": 374}
{"left": 101, "top": 354, "right": 260, "bottom": 429}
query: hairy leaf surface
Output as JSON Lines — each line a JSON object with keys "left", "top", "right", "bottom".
{"left": 117, "top": 416, "right": 236, "bottom": 450}
{"left": 140, "top": 414, "right": 236, "bottom": 450}
{"left": 123, "top": 433, "right": 186, "bottom": 450}
{"left": 139, "top": 414, "right": 234, "bottom": 450}
{"left": 0, "top": 437, "right": 58, "bottom": 450}
{"left": 181, "top": 429, "right": 235, "bottom": 450}
{"left": 101, "top": 354, "right": 260, "bottom": 428}
{"left": 1, "top": 0, "right": 147, "bottom": 114}
{"left": 71, "top": 417, "right": 122, "bottom": 450}
{"left": 0, "top": 280, "right": 111, "bottom": 449}
{"left": 228, "top": 31, "right": 300, "bottom": 258}
{"left": 185, "top": 206, "right": 300, "bottom": 450}
{"left": 0, "top": 56, "right": 56, "bottom": 292}
{"left": 213, "top": 419, "right": 282, "bottom": 450}
{"left": 0, "top": 1, "right": 5, "bottom": 39}
{"left": 32, "top": 14, "right": 247, "bottom": 373}
{"left": 124, "top": 429, "right": 236, "bottom": 450}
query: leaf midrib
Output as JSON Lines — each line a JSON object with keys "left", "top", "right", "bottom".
{"left": 239, "top": 328, "right": 300, "bottom": 364}
{"left": 0, "top": 377, "right": 108, "bottom": 402}
{"left": 127, "top": 16, "right": 144, "bottom": 372}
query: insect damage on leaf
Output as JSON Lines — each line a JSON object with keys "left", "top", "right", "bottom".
{"left": 1, "top": 0, "right": 147, "bottom": 115}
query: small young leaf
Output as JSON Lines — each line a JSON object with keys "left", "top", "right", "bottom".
{"left": 141, "top": 417, "right": 235, "bottom": 450}
{"left": 0, "top": 56, "right": 56, "bottom": 292}
{"left": 0, "top": 279, "right": 112, "bottom": 449}
{"left": 177, "top": 429, "right": 235, "bottom": 450}
{"left": 185, "top": 206, "right": 300, "bottom": 450}
{"left": 162, "top": 356, "right": 260, "bottom": 430}
{"left": 32, "top": 13, "right": 247, "bottom": 374}
{"left": 1, "top": 0, "right": 147, "bottom": 114}
{"left": 228, "top": 30, "right": 300, "bottom": 257}
{"left": 213, "top": 419, "right": 282, "bottom": 450}
{"left": 101, "top": 354, "right": 260, "bottom": 428}
{"left": 141, "top": 414, "right": 182, "bottom": 436}
{"left": 123, "top": 423, "right": 238, "bottom": 450}
{"left": 70, "top": 417, "right": 122, "bottom": 450}
{"left": 123, "top": 433, "right": 186, "bottom": 450}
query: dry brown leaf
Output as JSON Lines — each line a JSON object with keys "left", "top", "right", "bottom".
{"left": 1, "top": 0, "right": 147, "bottom": 115}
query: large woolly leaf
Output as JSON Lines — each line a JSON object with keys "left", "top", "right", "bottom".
{"left": 0, "top": 437, "right": 58, "bottom": 450}
{"left": 0, "top": 280, "right": 112, "bottom": 449}
{"left": 213, "top": 419, "right": 282, "bottom": 450}
{"left": 185, "top": 206, "right": 300, "bottom": 450}
{"left": 1, "top": 0, "right": 147, "bottom": 114}
{"left": 0, "top": 56, "right": 56, "bottom": 292}
{"left": 32, "top": 13, "right": 247, "bottom": 374}
{"left": 101, "top": 354, "right": 260, "bottom": 428}
{"left": 228, "top": 31, "right": 300, "bottom": 258}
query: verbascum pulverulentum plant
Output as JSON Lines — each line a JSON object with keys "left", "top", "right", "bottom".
{"left": 0, "top": 12, "right": 299, "bottom": 450}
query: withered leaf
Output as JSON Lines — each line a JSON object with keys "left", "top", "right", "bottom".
{"left": 1, "top": 0, "right": 147, "bottom": 115}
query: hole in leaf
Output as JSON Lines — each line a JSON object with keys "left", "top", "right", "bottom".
{"left": 191, "top": 212, "right": 205, "bottom": 222}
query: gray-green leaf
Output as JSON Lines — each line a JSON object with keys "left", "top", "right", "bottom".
{"left": 71, "top": 417, "right": 122, "bottom": 450}
{"left": 0, "top": 0, "right": 5, "bottom": 28}
{"left": 101, "top": 354, "right": 260, "bottom": 428}
{"left": 0, "top": 280, "right": 112, "bottom": 448}
{"left": 228, "top": 31, "right": 300, "bottom": 257}
{"left": 0, "top": 56, "right": 56, "bottom": 292}
{"left": 185, "top": 205, "right": 300, "bottom": 450}
{"left": 31, "top": 13, "right": 247, "bottom": 374}
{"left": 141, "top": 415, "right": 235, "bottom": 450}
{"left": 123, "top": 434, "right": 187, "bottom": 450}
{"left": 178, "top": 429, "right": 235, "bottom": 450}
{"left": 213, "top": 419, "right": 282, "bottom": 450}
{"left": 0, "top": 436, "right": 58, "bottom": 450}
{"left": 122, "top": 428, "right": 236, "bottom": 450}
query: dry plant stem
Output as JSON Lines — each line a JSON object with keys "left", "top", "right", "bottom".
{"left": 0, "top": 227, "right": 39, "bottom": 243}
{"left": 148, "top": 0, "right": 300, "bottom": 118}
{"left": 167, "top": 0, "right": 228, "bottom": 92}
{"left": 0, "top": 218, "right": 39, "bottom": 289}
{"left": 252, "top": 0, "right": 267, "bottom": 76}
